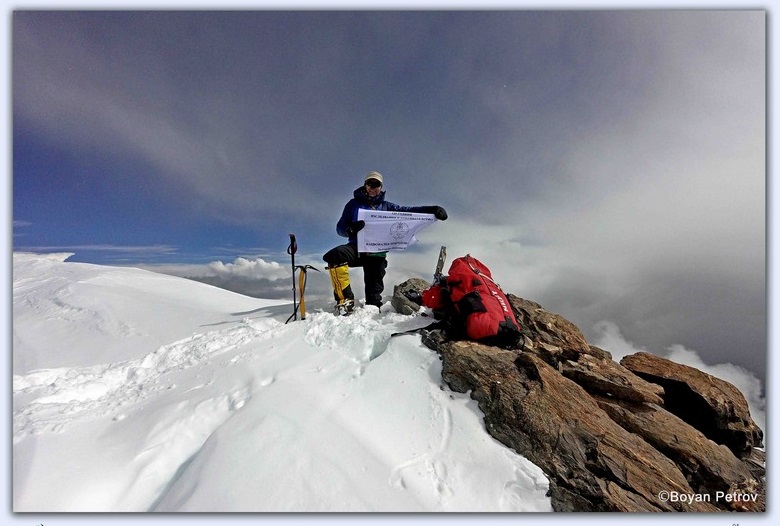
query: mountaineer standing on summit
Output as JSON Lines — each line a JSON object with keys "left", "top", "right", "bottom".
{"left": 323, "top": 171, "right": 448, "bottom": 315}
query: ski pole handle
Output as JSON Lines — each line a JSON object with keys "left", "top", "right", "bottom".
{"left": 287, "top": 233, "right": 297, "bottom": 255}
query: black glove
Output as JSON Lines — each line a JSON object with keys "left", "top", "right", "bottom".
{"left": 403, "top": 290, "right": 424, "bottom": 305}
{"left": 347, "top": 220, "right": 365, "bottom": 236}
{"left": 432, "top": 206, "right": 448, "bottom": 221}
{"left": 422, "top": 206, "right": 447, "bottom": 219}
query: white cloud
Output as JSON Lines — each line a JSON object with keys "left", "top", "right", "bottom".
{"left": 145, "top": 256, "right": 288, "bottom": 282}
{"left": 206, "top": 257, "right": 289, "bottom": 281}
{"left": 591, "top": 320, "right": 647, "bottom": 362}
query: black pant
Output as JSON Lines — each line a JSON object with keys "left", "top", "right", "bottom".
{"left": 323, "top": 243, "right": 388, "bottom": 307}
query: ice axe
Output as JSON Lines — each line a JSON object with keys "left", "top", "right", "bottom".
{"left": 285, "top": 234, "right": 321, "bottom": 323}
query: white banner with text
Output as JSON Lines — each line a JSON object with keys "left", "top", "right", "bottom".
{"left": 356, "top": 210, "right": 437, "bottom": 252}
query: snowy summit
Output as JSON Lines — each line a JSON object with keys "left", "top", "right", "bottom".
{"left": 12, "top": 252, "right": 551, "bottom": 512}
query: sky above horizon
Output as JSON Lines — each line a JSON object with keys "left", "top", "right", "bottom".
{"left": 11, "top": 9, "right": 767, "bottom": 379}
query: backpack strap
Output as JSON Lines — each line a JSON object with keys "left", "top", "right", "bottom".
{"left": 464, "top": 254, "right": 503, "bottom": 290}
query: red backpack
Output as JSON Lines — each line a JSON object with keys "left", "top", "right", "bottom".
{"left": 422, "top": 254, "right": 522, "bottom": 349}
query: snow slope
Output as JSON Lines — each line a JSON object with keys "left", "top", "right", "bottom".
{"left": 12, "top": 253, "right": 551, "bottom": 512}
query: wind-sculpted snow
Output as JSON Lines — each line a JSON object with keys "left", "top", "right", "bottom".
{"left": 303, "top": 306, "right": 415, "bottom": 372}
{"left": 13, "top": 318, "right": 282, "bottom": 439}
{"left": 12, "top": 253, "right": 552, "bottom": 512}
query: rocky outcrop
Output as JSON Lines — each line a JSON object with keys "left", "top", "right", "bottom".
{"left": 393, "top": 280, "right": 765, "bottom": 512}
{"left": 620, "top": 352, "right": 764, "bottom": 458}
{"left": 391, "top": 278, "right": 430, "bottom": 315}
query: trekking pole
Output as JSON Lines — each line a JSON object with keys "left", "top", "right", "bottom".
{"left": 286, "top": 234, "right": 321, "bottom": 323}
{"left": 285, "top": 234, "right": 299, "bottom": 323}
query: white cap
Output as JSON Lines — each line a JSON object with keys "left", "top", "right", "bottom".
{"left": 364, "top": 171, "right": 383, "bottom": 185}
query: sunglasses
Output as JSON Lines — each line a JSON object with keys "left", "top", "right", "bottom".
{"left": 365, "top": 179, "right": 382, "bottom": 189}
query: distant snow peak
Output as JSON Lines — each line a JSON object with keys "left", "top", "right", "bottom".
{"left": 14, "top": 251, "right": 75, "bottom": 263}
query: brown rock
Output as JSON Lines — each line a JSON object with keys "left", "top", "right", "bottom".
{"left": 391, "top": 278, "right": 430, "bottom": 315}
{"left": 560, "top": 353, "right": 665, "bottom": 405}
{"left": 508, "top": 295, "right": 591, "bottom": 363}
{"left": 403, "top": 280, "right": 766, "bottom": 513}
{"left": 438, "top": 341, "right": 718, "bottom": 512}
{"left": 620, "top": 352, "right": 764, "bottom": 457}
{"left": 597, "top": 398, "right": 763, "bottom": 511}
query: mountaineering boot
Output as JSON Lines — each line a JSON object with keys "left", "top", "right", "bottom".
{"left": 328, "top": 263, "right": 355, "bottom": 315}
{"left": 334, "top": 299, "right": 355, "bottom": 316}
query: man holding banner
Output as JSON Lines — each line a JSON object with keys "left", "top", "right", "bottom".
{"left": 323, "top": 171, "right": 448, "bottom": 315}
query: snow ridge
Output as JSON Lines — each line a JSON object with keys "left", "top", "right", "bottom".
{"left": 13, "top": 318, "right": 283, "bottom": 440}
{"left": 12, "top": 254, "right": 551, "bottom": 512}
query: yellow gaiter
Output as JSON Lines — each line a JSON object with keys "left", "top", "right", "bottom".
{"left": 328, "top": 263, "right": 353, "bottom": 305}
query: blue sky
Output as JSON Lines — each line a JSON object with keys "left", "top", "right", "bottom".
{"left": 10, "top": 7, "right": 767, "bottom": 380}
